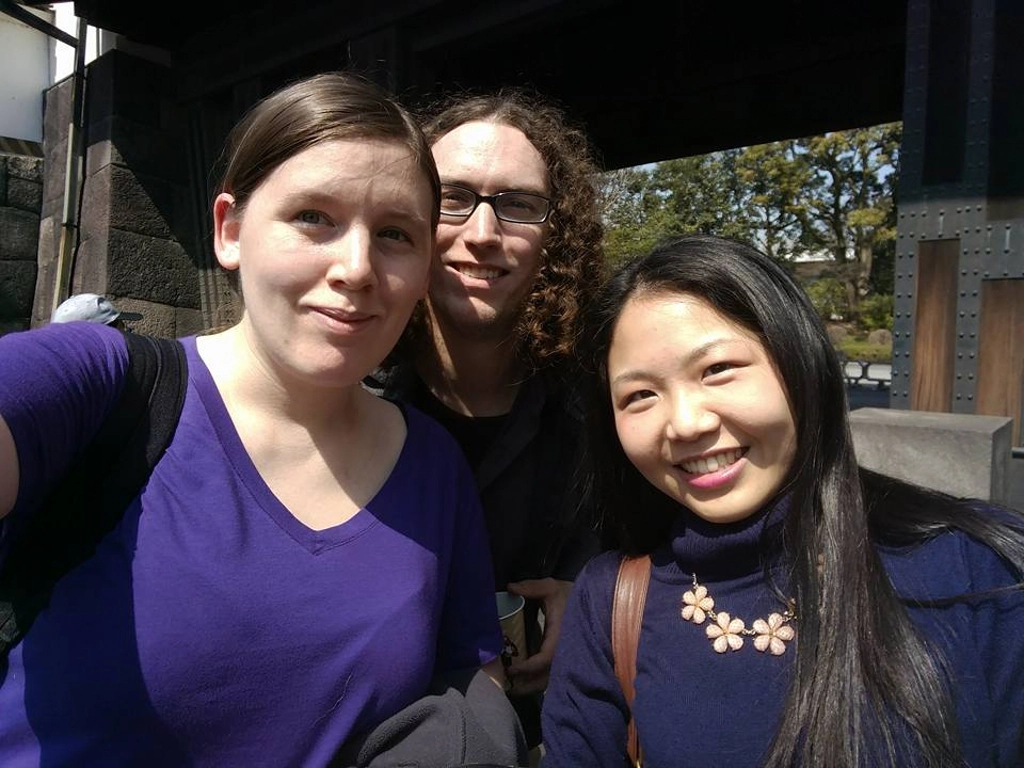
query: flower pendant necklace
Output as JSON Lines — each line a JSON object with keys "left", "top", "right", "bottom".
{"left": 681, "top": 574, "right": 797, "bottom": 655}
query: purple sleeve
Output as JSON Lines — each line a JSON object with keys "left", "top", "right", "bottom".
{"left": 541, "top": 552, "right": 632, "bottom": 768}
{"left": 0, "top": 322, "right": 128, "bottom": 526}
{"left": 435, "top": 457, "right": 504, "bottom": 670}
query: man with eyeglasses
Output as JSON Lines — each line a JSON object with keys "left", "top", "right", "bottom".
{"left": 367, "top": 89, "right": 605, "bottom": 752}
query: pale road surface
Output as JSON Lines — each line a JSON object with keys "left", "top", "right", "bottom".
{"left": 844, "top": 362, "right": 891, "bottom": 410}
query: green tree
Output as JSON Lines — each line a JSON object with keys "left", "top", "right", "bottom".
{"left": 602, "top": 144, "right": 812, "bottom": 267}
{"left": 857, "top": 293, "right": 894, "bottom": 332}
{"left": 797, "top": 123, "right": 901, "bottom": 309}
{"left": 734, "top": 140, "right": 811, "bottom": 261}
{"left": 651, "top": 150, "right": 749, "bottom": 242}
{"left": 599, "top": 152, "right": 750, "bottom": 265}
{"left": 805, "top": 277, "right": 849, "bottom": 322}
{"left": 597, "top": 122, "right": 902, "bottom": 300}
{"left": 598, "top": 166, "right": 678, "bottom": 266}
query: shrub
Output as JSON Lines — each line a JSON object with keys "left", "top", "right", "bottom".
{"left": 857, "top": 293, "right": 893, "bottom": 332}
{"left": 806, "top": 278, "right": 849, "bottom": 322}
{"left": 837, "top": 338, "right": 892, "bottom": 363}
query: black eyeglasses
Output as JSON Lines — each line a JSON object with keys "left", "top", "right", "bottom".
{"left": 439, "top": 184, "right": 551, "bottom": 224}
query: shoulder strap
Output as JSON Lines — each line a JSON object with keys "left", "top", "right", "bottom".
{"left": 0, "top": 332, "right": 187, "bottom": 658}
{"left": 612, "top": 554, "right": 652, "bottom": 768}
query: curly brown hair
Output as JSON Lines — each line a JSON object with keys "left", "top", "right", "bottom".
{"left": 421, "top": 88, "right": 605, "bottom": 372}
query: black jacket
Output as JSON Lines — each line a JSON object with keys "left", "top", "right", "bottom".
{"left": 366, "top": 365, "right": 599, "bottom": 591}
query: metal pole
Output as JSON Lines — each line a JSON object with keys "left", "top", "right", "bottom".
{"left": 52, "top": 15, "right": 89, "bottom": 313}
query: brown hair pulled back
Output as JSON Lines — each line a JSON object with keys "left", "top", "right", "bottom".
{"left": 217, "top": 71, "right": 440, "bottom": 229}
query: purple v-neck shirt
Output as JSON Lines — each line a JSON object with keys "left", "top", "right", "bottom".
{"left": 0, "top": 322, "right": 501, "bottom": 766}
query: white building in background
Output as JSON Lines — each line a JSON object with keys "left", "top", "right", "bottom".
{"left": 0, "top": 4, "right": 105, "bottom": 156}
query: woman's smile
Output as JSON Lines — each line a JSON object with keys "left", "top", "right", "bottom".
{"left": 608, "top": 291, "right": 797, "bottom": 524}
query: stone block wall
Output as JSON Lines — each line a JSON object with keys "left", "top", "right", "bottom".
{"left": 35, "top": 50, "right": 205, "bottom": 338}
{"left": 0, "top": 155, "right": 43, "bottom": 335}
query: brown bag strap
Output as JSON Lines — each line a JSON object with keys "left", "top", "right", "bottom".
{"left": 611, "top": 554, "right": 651, "bottom": 768}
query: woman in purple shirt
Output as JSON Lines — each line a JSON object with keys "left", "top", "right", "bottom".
{"left": 0, "top": 73, "right": 504, "bottom": 766}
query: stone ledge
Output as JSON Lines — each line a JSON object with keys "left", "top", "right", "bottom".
{"left": 850, "top": 408, "right": 1013, "bottom": 505}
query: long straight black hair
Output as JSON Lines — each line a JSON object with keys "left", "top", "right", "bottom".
{"left": 581, "top": 233, "right": 1024, "bottom": 767}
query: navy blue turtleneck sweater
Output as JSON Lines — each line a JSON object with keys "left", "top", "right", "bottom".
{"left": 541, "top": 503, "right": 1024, "bottom": 767}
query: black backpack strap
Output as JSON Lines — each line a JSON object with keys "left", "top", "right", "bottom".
{"left": 0, "top": 332, "right": 188, "bottom": 657}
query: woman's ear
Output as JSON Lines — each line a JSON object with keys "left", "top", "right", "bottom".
{"left": 213, "top": 193, "right": 241, "bottom": 271}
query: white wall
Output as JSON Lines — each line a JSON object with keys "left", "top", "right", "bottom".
{"left": 53, "top": 4, "right": 105, "bottom": 81}
{"left": 0, "top": 7, "right": 56, "bottom": 143}
{"left": 0, "top": 4, "right": 106, "bottom": 145}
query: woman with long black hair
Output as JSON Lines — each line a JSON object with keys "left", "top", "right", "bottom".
{"left": 542, "top": 233, "right": 1024, "bottom": 766}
